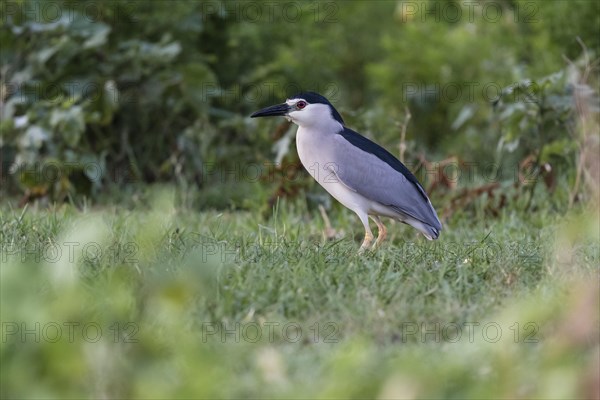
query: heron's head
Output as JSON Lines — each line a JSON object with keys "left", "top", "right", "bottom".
{"left": 251, "top": 91, "right": 344, "bottom": 129}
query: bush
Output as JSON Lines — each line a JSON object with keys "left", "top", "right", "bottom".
{"left": 1, "top": 0, "right": 598, "bottom": 206}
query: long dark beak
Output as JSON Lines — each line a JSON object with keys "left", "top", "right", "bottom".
{"left": 250, "top": 103, "right": 290, "bottom": 118}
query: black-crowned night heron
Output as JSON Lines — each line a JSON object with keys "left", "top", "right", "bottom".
{"left": 251, "top": 92, "right": 442, "bottom": 252}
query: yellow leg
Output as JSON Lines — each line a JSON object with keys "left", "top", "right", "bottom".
{"left": 370, "top": 216, "right": 387, "bottom": 250}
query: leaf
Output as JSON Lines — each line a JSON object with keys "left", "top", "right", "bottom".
{"left": 25, "top": 18, "right": 69, "bottom": 33}
{"left": 143, "top": 41, "right": 182, "bottom": 61}
{"left": 18, "top": 125, "right": 49, "bottom": 149}
{"left": 36, "top": 47, "right": 60, "bottom": 64}
{"left": 50, "top": 106, "right": 85, "bottom": 147}
{"left": 498, "top": 103, "right": 526, "bottom": 121}
{"left": 83, "top": 24, "right": 111, "bottom": 49}
{"left": 540, "top": 139, "right": 577, "bottom": 163}
{"left": 546, "top": 94, "right": 573, "bottom": 112}
{"left": 80, "top": 154, "right": 106, "bottom": 184}
{"left": 451, "top": 105, "right": 475, "bottom": 130}
{"left": 101, "top": 80, "right": 119, "bottom": 125}
{"left": 505, "top": 138, "right": 520, "bottom": 153}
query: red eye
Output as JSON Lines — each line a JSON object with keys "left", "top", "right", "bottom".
{"left": 296, "top": 101, "right": 307, "bottom": 109}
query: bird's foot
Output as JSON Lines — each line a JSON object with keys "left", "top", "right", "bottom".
{"left": 358, "top": 232, "right": 374, "bottom": 254}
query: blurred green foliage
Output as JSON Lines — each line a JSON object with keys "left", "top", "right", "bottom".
{"left": 1, "top": 0, "right": 598, "bottom": 205}
{"left": 1, "top": 193, "right": 598, "bottom": 398}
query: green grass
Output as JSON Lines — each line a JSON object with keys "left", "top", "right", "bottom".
{"left": 1, "top": 188, "right": 598, "bottom": 399}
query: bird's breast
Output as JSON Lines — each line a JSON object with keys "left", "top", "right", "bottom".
{"left": 296, "top": 127, "right": 336, "bottom": 183}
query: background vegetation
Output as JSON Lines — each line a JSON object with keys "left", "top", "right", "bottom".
{"left": 1, "top": 0, "right": 598, "bottom": 206}
{"left": 1, "top": 0, "right": 599, "bottom": 398}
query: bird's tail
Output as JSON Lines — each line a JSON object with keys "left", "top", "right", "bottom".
{"left": 404, "top": 217, "right": 441, "bottom": 240}
{"left": 421, "top": 225, "right": 440, "bottom": 240}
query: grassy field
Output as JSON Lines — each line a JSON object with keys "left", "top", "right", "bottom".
{"left": 1, "top": 188, "right": 598, "bottom": 399}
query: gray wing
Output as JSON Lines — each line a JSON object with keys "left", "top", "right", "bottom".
{"left": 330, "top": 133, "right": 442, "bottom": 232}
